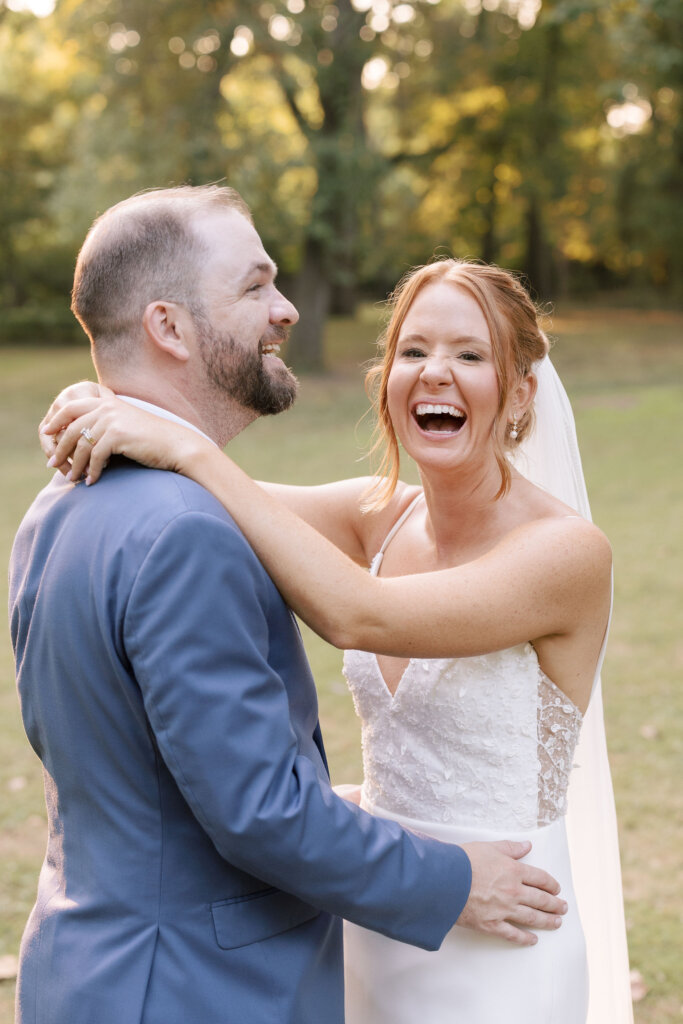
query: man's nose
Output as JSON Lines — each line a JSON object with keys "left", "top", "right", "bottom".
{"left": 271, "top": 289, "right": 299, "bottom": 325}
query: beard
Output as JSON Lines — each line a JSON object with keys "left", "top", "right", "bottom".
{"left": 197, "top": 317, "right": 298, "bottom": 416}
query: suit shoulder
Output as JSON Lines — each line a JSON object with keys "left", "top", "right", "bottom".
{"left": 92, "top": 461, "right": 245, "bottom": 535}
{"left": 22, "top": 463, "right": 261, "bottom": 577}
{"left": 116, "top": 466, "right": 269, "bottom": 575}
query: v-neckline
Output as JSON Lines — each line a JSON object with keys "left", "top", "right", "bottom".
{"left": 372, "top": 654, "right": 413, "bottom": 701}
{"left": 363, "top": 645, "right": 585, "bottom": 716}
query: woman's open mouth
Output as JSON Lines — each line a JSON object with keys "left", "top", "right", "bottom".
{"left": 412, "top": 403, "right": 466, "bottom": 436}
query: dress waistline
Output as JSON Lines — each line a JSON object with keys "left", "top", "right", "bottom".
{"left": 360, "top": 794, "right": 567, "bottom": 848}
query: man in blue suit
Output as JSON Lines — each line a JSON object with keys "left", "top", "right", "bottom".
{"left": 10, "top": 185, "right": 566, "bottom": 1023}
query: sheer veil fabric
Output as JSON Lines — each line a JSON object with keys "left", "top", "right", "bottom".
{"left": 511, "top": 357, "right": 633, "bottom": 1023}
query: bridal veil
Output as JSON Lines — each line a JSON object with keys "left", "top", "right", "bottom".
{"left": 512, "top": 356, "right": 633, "bottom": 1023}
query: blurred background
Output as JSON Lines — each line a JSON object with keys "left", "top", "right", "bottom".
{"left": 0, "top": 0, "right": 681, "bottom": 360}
{"left": 1, "top": 0, "right": 681, "bottom": 1020}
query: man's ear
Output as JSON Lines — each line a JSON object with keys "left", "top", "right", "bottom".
{"left": 142, "top": 301, "right": 192, "bottom": 363}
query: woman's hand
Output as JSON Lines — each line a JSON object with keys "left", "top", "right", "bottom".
{"left": 38, "top": 381, "right": 111, "bottom": 465}
{"left": 42, "top": 397, "right": 210, "bottom": 485}
{"left": 332, "top": 783, "right": 362, "bottom": 806}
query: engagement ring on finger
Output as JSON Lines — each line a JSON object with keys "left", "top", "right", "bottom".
{"left": 80, "top": 427, "right": 96, "bottom": 447}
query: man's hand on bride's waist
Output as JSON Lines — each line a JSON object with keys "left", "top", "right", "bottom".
{"left": 458, "top": 840, "right": 567, "bottom": 947}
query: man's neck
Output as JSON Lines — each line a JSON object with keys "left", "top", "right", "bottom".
{"left": 117, "top": 396, "right": 216, "bottom": 446}
{"left": 99, "top": 376, "right": 257, "bottom": 447}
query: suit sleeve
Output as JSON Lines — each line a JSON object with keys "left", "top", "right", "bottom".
{"left": 124, "top": 509, "right": 471, "bottom": 950}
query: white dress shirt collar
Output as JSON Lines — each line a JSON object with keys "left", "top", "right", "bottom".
{"left": 118, "top": 396, "right": 217, "bottom": 447}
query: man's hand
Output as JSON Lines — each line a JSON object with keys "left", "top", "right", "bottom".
{"left": 458, "top": 840, "right": 567, "bottom": 946}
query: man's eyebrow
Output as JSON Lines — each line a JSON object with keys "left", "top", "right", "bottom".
{"left": 240, "top": 260, "right": 278, "bottom": 285}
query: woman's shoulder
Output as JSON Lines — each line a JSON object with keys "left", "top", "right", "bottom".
{"left": 276, "top": 476, "right": 422, "bottom": 565}
{"left": 511, "top": 475, "right": 610, "bottom": 558}
{"left": 501, "top": 507, "right": 612, "bottom": 591}
{"left": 357, "top": 480, "right": 423, "bottom": 560}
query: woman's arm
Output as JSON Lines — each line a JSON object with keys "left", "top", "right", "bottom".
{"left": 44, "top": 398, "right": 611, "bottom": 665}
{"left": 38, "top": 382, "right": 387, "bottom": 562}
{"left": 257, "top": 479, "right": 383, "bottom": 565}
{"left": 193, "top": 448, "right": 609, "bottom": 662}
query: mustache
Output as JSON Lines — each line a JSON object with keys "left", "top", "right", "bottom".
{"left": 260, "top": 325, "right": 290, "bottom": 349}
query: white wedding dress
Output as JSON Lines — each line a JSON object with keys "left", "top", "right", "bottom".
{"left": 343, "top": 495, "right": 592, "bottom": 1023}
{"left": 343, "top": 358, "right": 633, "bottom": 1024}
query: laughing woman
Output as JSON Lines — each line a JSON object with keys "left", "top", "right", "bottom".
{"left": 42, "top": 260, "right": 632, "bottom": 1023}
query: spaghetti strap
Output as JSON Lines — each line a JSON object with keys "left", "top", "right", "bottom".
{"left": 369, "top": 492, "right": 424, "bottom": 577}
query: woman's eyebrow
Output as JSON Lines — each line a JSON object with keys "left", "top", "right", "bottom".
{"left": 398, "top": 332, "right": 490, "bottom": 346}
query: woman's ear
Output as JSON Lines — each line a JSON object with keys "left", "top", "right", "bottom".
{"left": 142, "top": 301, "right": 192, "bottom": 363}
{"left": 511, "top": 371, "right": 538, "bottom": 421}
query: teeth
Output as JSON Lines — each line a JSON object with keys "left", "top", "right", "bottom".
{"left": 262, "top": 344, "right": 281, "bottom": 355}
{"left": 415, "top": 404, "right": 465, "bottom": 417}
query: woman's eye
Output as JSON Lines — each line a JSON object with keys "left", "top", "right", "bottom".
{"left": 248, "top": 283, "right": 262, "bottom": 293}
{"left": 400, "top": 347, "right": 425, "bottom": 359}
{"left": 459, "top": 351, "right": 481, "bottom": 361}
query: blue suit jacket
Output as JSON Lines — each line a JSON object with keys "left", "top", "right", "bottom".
{"left": 9, "top": 461, "right": 471, "bottom": 1024}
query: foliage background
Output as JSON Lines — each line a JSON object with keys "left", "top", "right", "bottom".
{"left": 0, "top": 0, "right": 681, "bottom": 363}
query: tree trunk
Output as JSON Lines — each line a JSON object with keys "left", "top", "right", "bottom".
{"left": 524, "top": 193, "right": 553, "bottom": 298}
{"left": 286, "top": 236, "right": 331, "bottom": 372}
{"left": 331, "top": 279, "right": 358, "bottom": 316}
{"left": 481, "top": 165, "right": 497, "bottom": 264}
{"left": 523, "top": 17, "right": 561, "bottom": 299}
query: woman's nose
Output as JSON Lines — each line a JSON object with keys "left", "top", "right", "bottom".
{"left": 420, "top": 355, "right": 452, "bottom": 387}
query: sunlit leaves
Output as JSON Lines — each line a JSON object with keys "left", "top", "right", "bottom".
{"left": 0, "top": 0, "right": 680, "bottom": 336}
{"left": 4, "top": 0, "right": 55, "bottom": 14}
{"left": 230, "top": 25, "right": 254, "bottom": 55}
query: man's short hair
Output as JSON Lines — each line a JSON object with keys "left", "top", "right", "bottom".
{"left": 71, "top": 185, "right": 252, "bottom": 362}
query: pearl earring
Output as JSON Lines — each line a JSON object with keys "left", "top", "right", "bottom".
{"left": 509, "top": 413, "right": 519, "bottom": 440}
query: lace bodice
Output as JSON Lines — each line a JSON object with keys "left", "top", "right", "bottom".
{"left": 343, "top": 644, "right": 582, "bottom": 830}
{"left": 344, "top": 492, "right": 584, "bottom": 831}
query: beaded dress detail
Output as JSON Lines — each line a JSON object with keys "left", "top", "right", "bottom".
{"left": 343, "top": 494, "right": 582, "bottom": 831}
{"left": 344, "top": 646, "right": 582, "bottom": 831}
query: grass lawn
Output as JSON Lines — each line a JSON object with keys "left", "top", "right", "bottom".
{"left": 1, "top": 306, "right": 681, "bottom": 1021}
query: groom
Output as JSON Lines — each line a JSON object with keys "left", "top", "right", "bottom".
{"left": 10, "top": 186, "right": 566, "bottom": 1024}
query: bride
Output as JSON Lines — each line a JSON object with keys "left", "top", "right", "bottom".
{"left": 42, "top": 259, "right": 632, "bottom": 1022}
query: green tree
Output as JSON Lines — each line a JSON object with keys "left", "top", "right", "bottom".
{"left": 0, "top": 6, "right": 75, "bottom": 307}
{"left": 0, "top": 0, "right": 679, "bottom": 353}
{"left": 44, "top": 0, "right": 480, "bottom": 366}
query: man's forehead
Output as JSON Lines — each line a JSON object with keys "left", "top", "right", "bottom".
{"left": 194, "top": 208, "right": 274, "bottom": 274}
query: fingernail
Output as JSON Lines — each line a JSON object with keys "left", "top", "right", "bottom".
{"left": 561, "top": 901, "right": 568, "bottom": 913}
{"left": 85, "top": 476, "right": 92, "bottom": 487}
{"left": 65, "top": 470, "right": 72, "bottom": 481}
{"left": 555, "top": 917, "right": 563, "bottom": 928}
{"left": 47, "top": 456, "right": 57, "bottom": 468}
